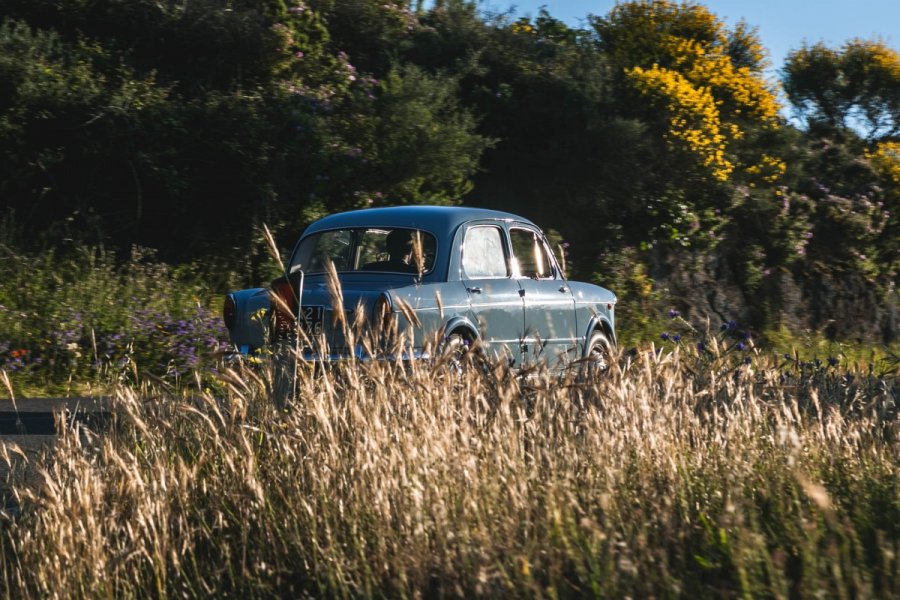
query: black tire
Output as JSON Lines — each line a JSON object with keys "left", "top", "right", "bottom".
{"left": 439, "top": 331, "right": 479, "bottom": 373}
{"left": 440, "top": 331, "right": 467, "bottom": 365}
{"left": 583, "top": 330, "right": 613, "bottom": 376}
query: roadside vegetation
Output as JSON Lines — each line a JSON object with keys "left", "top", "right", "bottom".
{"left": 0, "top": 324, "right": 896, "bottom": 598}
{"left": 0, "top": 241, "right": 228, "bottom": 396}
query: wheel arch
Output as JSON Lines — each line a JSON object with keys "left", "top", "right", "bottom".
{"left": 442, "top": 315, "right": 479, "bottom": 342}
{"left": 583, "top": 315, "right": 616, "bottom": 357}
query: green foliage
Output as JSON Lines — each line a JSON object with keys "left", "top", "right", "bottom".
{"left": 0, "top": 2, "right": 490, "bottom": 262}
{"left": 370, "top": 64, "right": 493, "bottom": 202}
{"left": 590, "top": 246, "right": 669, "bottom": 347}
{"left": 786, "top": 131, "right": 898, "bottom": 284}
{"left": 0, "top": 0, "right": 896, "bottom": 342}
{"left": 763, "top": 323, "right": 899, "bottom": 372}
{"left": 0, "top": 242, "right": 229, "bottom": 394}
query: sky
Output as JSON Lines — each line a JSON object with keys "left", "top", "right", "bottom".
{"left": 447, "top": 0, "right": 899, "bottom": 78}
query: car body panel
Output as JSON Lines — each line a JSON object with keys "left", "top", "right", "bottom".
{"left": 224, "top": 206, "right": 617, "bottom": 368}
{"left": 227, "top": 287, "right": 271, "bottom": 352}
{"left": 506, "top": 221, "right": 578, "bottom": 367}
{"left": 569, "top": 280, "right": 618, "bottom": 354}
{"left": 386, "top": 280, "right": 470, "bottom": 350}
{"left": 463, "top": 277, "right": 525, "bottom": 363}
{"left": 457, "top": 219, "right": 525, "bottom": 363}
{"left": 519, "top": 278, "right": 578, "bottom": 367}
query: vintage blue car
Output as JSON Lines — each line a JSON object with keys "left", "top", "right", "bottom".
{"left": 223, "top": 206, "right": 616, "bottom": 370}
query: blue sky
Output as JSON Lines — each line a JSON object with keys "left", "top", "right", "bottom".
{"left": 432, "top": 1, "right": 898, "bottom": 79}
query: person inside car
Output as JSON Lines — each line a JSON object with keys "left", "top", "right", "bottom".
{"left": 362, "top": 229, "right": 419, "bottom": 273}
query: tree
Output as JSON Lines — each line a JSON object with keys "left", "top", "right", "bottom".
{"left": 0, "top": 2, "right": 492, "bottom": 261}
{"left": 593, "top": 0, "right": 781, "bottom": 184}
{"left": 783, "top": 39, "right": 900, "bottom": 139}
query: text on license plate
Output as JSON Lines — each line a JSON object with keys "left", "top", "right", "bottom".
{"left": 298, "top": 306, "right": 325, "bottom": 336}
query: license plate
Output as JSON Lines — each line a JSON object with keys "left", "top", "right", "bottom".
{"left": 298, "top": 305, "right": 325, "bottom": 336}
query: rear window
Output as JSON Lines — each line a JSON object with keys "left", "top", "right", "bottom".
{"left": 290, "top": 228, "right": 437, "bottom": 274}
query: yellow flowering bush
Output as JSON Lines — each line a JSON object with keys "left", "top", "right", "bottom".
{"left": 846, "top": 39, "right": 900, "bottom": 80}
{"left": 627, "top": 65, "right": 733, "bottom": 180}
{"left": 510, "top": 18, "right": 535, "bottom": 35}
{"left": 661, "top": 36, "right": 780, "bottom": 121}
{"left": 602, "top": 2, "right": 781, "bottom": 182}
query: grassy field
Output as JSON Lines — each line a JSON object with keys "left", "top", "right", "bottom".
{"left": 0, "top": 333, "right": 896, "bottom": 598}
{"left": 0, "top": 241, "right": 897, "bottom": 597}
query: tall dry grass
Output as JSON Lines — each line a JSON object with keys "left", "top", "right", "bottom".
{"left": 0, "top": 336, "right": 896, "bottom": 598}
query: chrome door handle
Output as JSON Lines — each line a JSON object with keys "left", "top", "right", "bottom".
{"left": 558, "top": 285, "right": 569, "bottom": 293}
{"left": 467, "top": 287, "right": 482, "bottom": 294}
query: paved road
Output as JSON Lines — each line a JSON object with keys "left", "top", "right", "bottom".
{"left": 0, "top": 397, "right": 112, "bottom": 434}
{"left": 0, "top": 396, "right": 112, "bottom": 413}
{"left": 0, "top": 397, "right": 111, "bottom": 501}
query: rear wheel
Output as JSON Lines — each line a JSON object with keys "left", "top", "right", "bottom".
{"left": 439, "top": 331, "right": 479, "bottom": 373}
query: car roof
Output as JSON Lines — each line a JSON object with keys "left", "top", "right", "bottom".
{"left": 302, "top": 205, "right": 537, "bottom": 239}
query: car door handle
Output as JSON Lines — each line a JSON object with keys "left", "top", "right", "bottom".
{"left": 558, "top": 285, "right": 569, "bottom": 293}
{"left": 467, "top": 287, "right": 482, "bottom": 294}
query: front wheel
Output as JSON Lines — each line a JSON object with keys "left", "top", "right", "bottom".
{"left": 582, "top": 330, "right": 613, "bottom": 377}
{"left": 439, "top": 332, "right": 470, "bottom": 370}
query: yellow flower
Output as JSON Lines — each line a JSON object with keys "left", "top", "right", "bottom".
{"left": 745, "top": 154, "right": 786, "bottom": 184}
{"left": 866, "top": 141, "right": 900, "bottom": 187}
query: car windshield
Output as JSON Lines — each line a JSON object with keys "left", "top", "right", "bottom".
{"left": 290, "top": 228, "right": 437, "bottom": 274}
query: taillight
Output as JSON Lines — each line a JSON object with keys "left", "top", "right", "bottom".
{"left": 270, "top": 279, "right": 297, "bottom": 334}
{"left": 223, "top": 295, "right": 236, "bottom": 330}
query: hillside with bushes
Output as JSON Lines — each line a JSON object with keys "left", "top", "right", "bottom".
{"left": 0, "top": 0, "right": 897, "bottom": 352}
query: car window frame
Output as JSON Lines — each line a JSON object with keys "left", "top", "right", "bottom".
{"left": 461, "top": 223, "right": 512, "bottom": 280}
{"left": 508, "top": 225, "right": 563, "bottom": 281}
{"left": 509, "top": 226, "right": 557, "bottom": 280}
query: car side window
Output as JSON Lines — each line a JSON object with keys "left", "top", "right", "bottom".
{"left": 462, "top": 225, "right": 509, "bottom": 279}
{"left": 510, "top": 228, "right": 554, "bottom": 279}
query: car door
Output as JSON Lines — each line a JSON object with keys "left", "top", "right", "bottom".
{"left": 509, "top": 226, "right": 577, "bottom": 368}
{"left": 460, "top": 223, "right": 525, "bottom": 364}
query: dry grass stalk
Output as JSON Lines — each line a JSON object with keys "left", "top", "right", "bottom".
{"left": 0, "top": 336, "right": 895, "bottom": 598}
